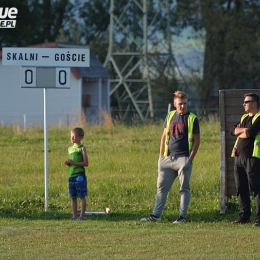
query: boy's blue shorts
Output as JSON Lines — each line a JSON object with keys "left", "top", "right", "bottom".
{"left": 69, "top": 174, "right": 87, "bottom": 198}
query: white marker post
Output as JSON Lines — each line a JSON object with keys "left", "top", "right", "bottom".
{"left": 2, "top": 47, "right": 90, "bottom": 211}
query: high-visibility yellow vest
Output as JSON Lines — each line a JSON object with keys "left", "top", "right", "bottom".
{"left": 231, "top": 111, "right": 260, "bottom": 158}
{"left": 163, "top": 110, "right": 197, "bottom": 157}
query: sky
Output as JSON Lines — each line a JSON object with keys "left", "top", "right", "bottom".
{"left": 172, "top": 27, "right": 205, "bottom": 77}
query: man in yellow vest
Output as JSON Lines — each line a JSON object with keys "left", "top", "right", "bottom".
{"left": 140, "top": 90, "right": 200, "bottom": 223}
{"left": 230, "top": 93, "right": 260, "bottom": 227}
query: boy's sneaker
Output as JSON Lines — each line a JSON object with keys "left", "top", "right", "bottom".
{"left": 77, "top": 216, "right": 84, "bottom": 221}
{"left": 173, "top": 216, "right": 186, "bottom": 224}
{"left": 140, "top": 214, "right": 161, "bottom": 222}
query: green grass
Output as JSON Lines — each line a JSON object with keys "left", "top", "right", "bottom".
{"left": 0, "top": 121, "right": 258, "bottom": 259}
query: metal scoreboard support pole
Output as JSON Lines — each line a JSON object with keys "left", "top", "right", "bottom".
{"left": 2, "top": 47, "right": 90, "bottom": 211}
{"left": 44, "top": 88, "right": 48, "bottom": 211}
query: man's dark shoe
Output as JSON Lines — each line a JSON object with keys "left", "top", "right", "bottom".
{"left": 232, "top": 218, "right": 250, "bottom": 224}
{"left": 253, "top": 219, "right": 260, "bottom": 227}
{"left": 173, "top": 215, "right": 186, "bottom": 224}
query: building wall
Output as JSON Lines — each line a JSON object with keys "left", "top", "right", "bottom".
{"left": 82, "top": 79, "right": 110, "bottom": 124}
{"left": 0, "top": 60, "right": 82, "bottom": 127}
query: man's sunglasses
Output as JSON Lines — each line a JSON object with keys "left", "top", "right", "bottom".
{"left": 243, "top": 100, "right": 255, "bottom": 104}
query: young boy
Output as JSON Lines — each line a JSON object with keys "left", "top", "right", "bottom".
{"left": 64, "top": 127, "right": 89, "bottom": 220}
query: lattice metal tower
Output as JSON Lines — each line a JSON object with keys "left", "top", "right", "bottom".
{"left": 104, "top": 0, "right": 185, "bottom": 120}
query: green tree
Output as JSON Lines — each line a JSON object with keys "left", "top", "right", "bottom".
{"left": 67, "top": 0, "right": 110, "bottom": 62}
{"left": 175, "top": 0, "right": 260, "bottom": 109}
{"left": 0, "top": 0, "right": 72, "bottom": 47}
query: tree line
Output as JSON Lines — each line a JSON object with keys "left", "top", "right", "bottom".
{"left": 1, "top": 0, "right": 260, "bottom": 117}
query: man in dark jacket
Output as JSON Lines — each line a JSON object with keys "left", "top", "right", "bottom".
{"left": 230, "top": 93, "right": 260, "bottom": 227}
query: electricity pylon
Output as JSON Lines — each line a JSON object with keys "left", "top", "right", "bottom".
{"left": 104, "top": 0, "right": 186, "bottom": 120}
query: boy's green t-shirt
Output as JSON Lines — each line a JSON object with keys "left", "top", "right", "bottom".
{"left": 68, "top": 144, "right": 85, "bottom": 177}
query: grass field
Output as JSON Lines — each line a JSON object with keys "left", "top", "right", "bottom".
{"left": 0, "top": 120, "right": 259, "bottom": 259}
